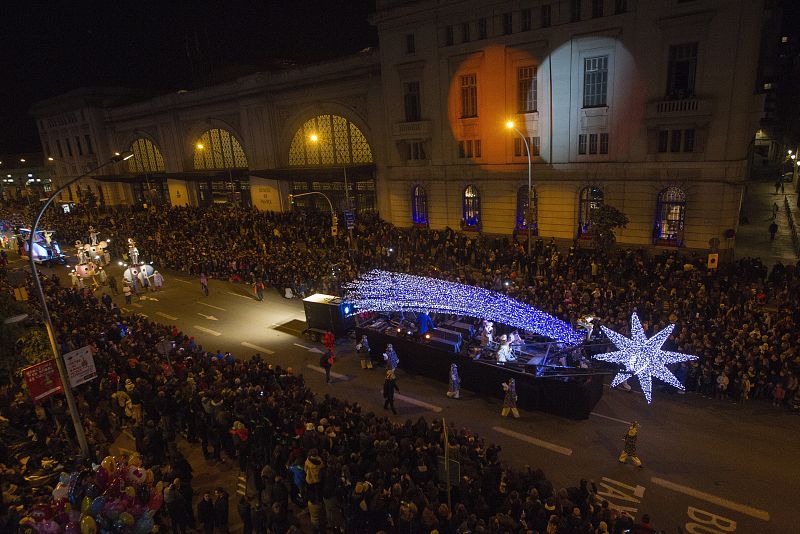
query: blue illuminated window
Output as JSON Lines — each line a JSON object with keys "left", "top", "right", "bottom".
{"left": 411, "top": 185, "right": 428, "bottom": 225}
{"left": 653, "top": 187, "right": 686, "bottom": 246}
{"left": 463, "top": 185, "right": 481, "bottom": 229}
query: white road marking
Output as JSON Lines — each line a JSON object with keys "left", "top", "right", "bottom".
{"left": 198, "top": 302, "right": 226, "bottom": 311}
{"left": 293, "top": 342, "right": 324, "bottom": 354}
{"left": 197, "top": 312, "right": 219, "bottom": 321}
{"left": 193, "top": 325, "right": 221, "bottom": 336}
{"left": 270, "top": 322, "right": 281, "bottom": 327}
{"left": 138, "top": 314, "right": 148, "bottom": 318}
{"left": 173, "top": 278, "right": 191, "bottom": 284}
{"left": 306, "top": 364, "right": 349, "bottom": 380}
{"left": 395, "top": 393, "right": 443, "bottom": 413}
{"left": 650, "top": 477, "right": 771, "bottom": 521}
{"left": 122, "top": 307, "right": 131, "bottom": 313}
{"left": 155, "top": 312, "right": 178, "bottom": 321}
{"left": 492, "top": 426, "right": 573, "bottom": 456}
{"left": 226, "top": 291, "right": 253, "bottom": 299}
{"left": 131, "top": 303, "right": 143, "bottom": 308}
{"left": 591, "top": 412, "right": 632, "bottom": 425}
{"left": 241, "top": 341, "right": 275, "bottom": 355}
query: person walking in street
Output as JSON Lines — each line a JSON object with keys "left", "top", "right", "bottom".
{"left": 769, "top": 221, "right": 778, "bottom": 241}
{"left": 214, "top": 487, "right": 230, "bottom": 533}
{"left": 501, "top": 378, "right": 520, "bottom": 418}
{"left": 319, "top": 350, "right": 333, "bottom": 384}
{"left": 383, "top": 370, "right": 399, "bottom": 414}
{"left": 197, "top": 491, "right": 215, "bottom": 534}
{"left": 447, "top": 363, "right": 461, "bottom": 399}
{"left": 773, "top": 202, "right": 779, "bottom": 220}
{"left": 200, "top": 272, "right": 209, "bottom": 296}
{"left": 253, "top": 280, "right": 264, "bottom": 301}
{"left": 153, "top": 270, "right": 164, "bottom": 290}
{"left": 619, "top": 421, "right": 643, "bottom": 467}
{"left": 357, "top": 334, "right": 373, "bottom": 369}
{"left": 123, "top": 284, "right": 132, "bottom": 305}
{"left": 383, "top": 343, "right": 399, "bottom": 371}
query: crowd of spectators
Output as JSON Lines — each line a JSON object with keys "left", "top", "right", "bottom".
{"left": 32, "top": 203, "right": 800, "bottom": 410}
{"left": 2, "top": 272, "right": 659, "bottom": 533}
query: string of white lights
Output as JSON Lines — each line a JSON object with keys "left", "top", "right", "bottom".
{"left": 344, "top": 270, "right": 584, "bottom": 345}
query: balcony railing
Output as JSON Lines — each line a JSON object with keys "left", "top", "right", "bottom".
{"left": 647, "top": 98, "right": 711, "bottom": 118}
{"left": 392, "top": 120, "right": 431, "bottom": 140}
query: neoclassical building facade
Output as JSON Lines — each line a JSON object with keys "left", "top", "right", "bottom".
{"left": 32, "top": 0, "right": 768, "bottom": 250}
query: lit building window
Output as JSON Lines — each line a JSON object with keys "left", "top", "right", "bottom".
{"left": 128, "top": 138, "right": 166, "bottom": 173}
{"left": 463, "top": 184, "right": 481, "bottom": 229}
{"left": 578, "top": 186, "right": 604, "bottom": 237}
{"left": 193, "top": 128, "right": 248, "bottom": 169}
{"left": 288, "top": 114, "right": 373, "bottom": 166}
{"left": 654, "top": 187, "right": 686, "bottom": 246}
{"left": 516, "top": 186, "right": 538, "bottom": 233}
{"left": 412, "top": 185, "right": 428, "bottom": 225}
{"left": 583, "top": 56, "right": 608, "bottom": 108}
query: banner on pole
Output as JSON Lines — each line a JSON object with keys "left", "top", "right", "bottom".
{"left": 22, "top": 359, "right": 63, "bottom": 402}
{"left": 63, "top": 345, "right": 97, "bottom": 388}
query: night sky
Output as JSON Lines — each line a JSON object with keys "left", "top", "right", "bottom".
{"left": 0, "top": 0, "right": 377, "bottom": 154}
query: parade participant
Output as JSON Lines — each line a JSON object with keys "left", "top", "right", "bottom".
{"left": 501, "top": 378, "right": 520, "bottom": 418}
{"left": 481, "top": 320, "right": 494, "bottom": 346}
{"left": 497, "top": 334, "right": 513, "bottom": 364}
{"left": 153, "top": 270, "right": 164, "bottom": 290}
{"left": 200, "top": 273, "right": 209, "bottom": 296}
{"left": 323, "top": 331, "right": 335, "bottom": 353}
{"left": 319, "top": 349, "right": 334, "bottom": 384}
{"left": 252, "top": 280, "right": 264, "bottom": 301}
{"left": 383, "top": 343, "right": 399, "bottom": 371}
{"left": 619, "top": 422, "right": 643, "bottom": 467}
{"left": 383, "top": 370, "right": 399, "bottom": 414}
{"left": 447, "top": 363, "right": 461, "bottom": 399}
{"left": 356, "top": 335, "right": 373, "bottom": 369}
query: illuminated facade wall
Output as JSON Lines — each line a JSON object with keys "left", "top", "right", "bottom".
{"left": 372, "top": 0, "right": 766, "bottom": 249}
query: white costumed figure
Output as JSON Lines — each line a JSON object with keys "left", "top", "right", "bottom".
{"left": 88, "top": 225, "right": 99, "bottom": 246}
{"left": 577, "top": 315, "right": 599, "bottom": 341}
{"left": 447, "top": 363, "right": 461, "bottom": 399}
{"left": 481, "top": 320, "right": 494, "bottom": 346}
{"left": 128, "top": 238, "right": 139, "bottom": 265}
{"left": 383, "top": 343, "right": 399, "bottom": 371}
{"left": 497, "top": 335, "right": 513, "bottom": 363}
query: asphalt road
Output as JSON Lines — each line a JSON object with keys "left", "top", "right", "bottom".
{"left": 12, "top": 255, "right": 799, "bottom": 533}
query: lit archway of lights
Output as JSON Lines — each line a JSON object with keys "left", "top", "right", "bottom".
{"left": 344, "top": 270, "right": 584, "bottom": 345}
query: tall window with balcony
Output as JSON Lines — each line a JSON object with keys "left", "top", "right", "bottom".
{"left": 666, "top": 43, "right": 698, "bottom": 99}
{"left": 578, "top": 186, "right": 604, "bottom": 237}
{"left": 460, "top": 74, "right": 478, "bottom": 118}
{"left": 518, "top": 66, "right": 537, "bottom": 113}
{"left": 521, "top": 9, "right": 531, "bottom": 31}
{"left": 463, "top": 185, "right": 481, "bottom": 229}
{"left": 411, "top": 185, "right": 428, "bottom": 225}
{"left": 478, "top": 18, "right": 487, "bottom": 39}
{"left": 583, "top": 56, "right": 608, "bottom": 108}
{"left": 592, "top": 0, "right": 604, "bottom": 18}
{"left": 502, "top": 13, "right": 513, "bottom": 34}
{"left": 571, "top": 0, "right": 582, "bottom": 22}
{"left": 445, "top": 25, "right": 454, "bottom": 46}
{"left": 514, "top": 137, "right": 540, "bottom": 157}
{"left": 461, "top": 23, "right": 470, "bottom": 43}
{"left": 541, "top": 5, "right": 552, "bottom": 27}
{"left": 516, "top": 186, "right": 538, "bottom": 233}
{"left": 404, "top": 33, "right": 415, "bottom": 55}
{"left": 653, "top": 187, "right": 686, "bottom": 246}
{"left": 404, "top": 82, "right": 421, "bottom": 122}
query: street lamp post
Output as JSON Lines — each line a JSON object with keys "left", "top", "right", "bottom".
{"left": 506, "top": 121, "right": 534, "bottom": 256}
{"left": 29, "top": 151, "right": 132, "bottom": 460}
{"left": 288, "top": 191, "right": 339, "bottom": 242}
{"left": 308, "top": 133, "right": 355, "bottom": 245}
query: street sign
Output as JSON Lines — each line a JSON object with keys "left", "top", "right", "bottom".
{"left": 22, "top": 359, "right": 63, "bottom": 402}
{"left": 63, "top": 345, "right": 97, "bottom": 388}
{"left": 344, "top": 210, "right": 356, "bottom": 230}
{"left": 156, "top": 339, "right": 174, "bottom": 356}
{"left": 437, "top": 455, "right": 461, "bottom": 486}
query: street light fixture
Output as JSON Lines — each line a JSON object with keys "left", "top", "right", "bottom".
{"left": 28, "top": 150, "right": 132, "bottom": 460}
{"left": 307, "top": 133, "right": 354, "bottom": 243}
{"left": 506, "top": 120, "right": 534, "bottom": 256}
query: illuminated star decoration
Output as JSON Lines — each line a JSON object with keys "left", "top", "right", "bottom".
{"left": 593, "top": 312, "right": 697, "bottom": 403}
{"left": 344, "top": 270, "right": 584, "bottom": 345}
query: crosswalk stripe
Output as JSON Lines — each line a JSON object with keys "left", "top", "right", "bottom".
{"left": 650, "top": 477, "right": 770, "bottom": 521}
{"left": 155, "top": 311, "right": 178, "bottom": 321}
{"left": 199, "top": 302, "right": 226, "bottom": 311}
{"left": 492, "top": 426, "right": 573, "bottom": 456}
{"left": 394, "top": 393, "right": 442, "bottom": 413}
{"left": 193, "top": 325, "right": 221, "bottom": 336}
{"left": 306, "top": 364, "right": 349, "bottom": 380}
{"left": 241, "top": 341, "right": 275, "bottom": 355}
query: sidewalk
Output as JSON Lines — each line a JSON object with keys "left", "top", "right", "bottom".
{"left": 734, "top": 178, "right": 800, "bottom": 267}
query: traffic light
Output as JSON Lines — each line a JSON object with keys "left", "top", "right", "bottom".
{"left": 331, "top": 226, "right": 338, "bottom": 236}
{"left": 332, "top": 215, "right": 339, "bottom": 227}
{"left": 288, "top": 194, "right": 294, "bottom": 206}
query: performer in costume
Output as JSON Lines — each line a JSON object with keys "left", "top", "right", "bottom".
{"left": 501, "top": 378, "right": 520, "bottom": 418}
{"left": 383, "top": 343, "right": 399, "bottom": 371}
{"left": 618, "top": 421, "right": 642, "bottom": 467}
{"left": 356, "top": 335, "right": 373, "bottom": 369}
{"left": 480, "top": 320, "right": 494, "bottom": 346}
{"left": 447, "top": 363, "right": 461, "bottom": 399}
{"left": 497, "top": 335, "right": 513, "bottom": 364}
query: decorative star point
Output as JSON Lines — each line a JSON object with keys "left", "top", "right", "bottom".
{"left": 594, "top": 312, "right": 697, "bottom": 403}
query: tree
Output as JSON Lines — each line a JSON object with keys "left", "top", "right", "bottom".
{"left": 0, "top": 294, "right": 50, "bottom": 385}
{"left": 590, "top": 204, "right": 629, "bottom": 252}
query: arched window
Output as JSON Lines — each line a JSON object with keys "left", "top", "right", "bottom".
{"left": 128, "top": 138, "right": 165, "bottom": 173}
{"left": 412, "top": 185, "right": 428, "bottom": 225}
{"left": 288, "top": 114, "right": 373, "bottom": 166}
{"left": 463, "top": 185, "right": 481, "bottom": 229}
{"left": 193, "top": 128, "right": 248, "bottom": 169}
{"left": 516, "top": 186, "right": 538, "bottom": 234}
{"left": 654, "top": 187, "right": 686, "bottom": 246}
{"left": 578, "top": 186, "right": 604, "bottom": 237}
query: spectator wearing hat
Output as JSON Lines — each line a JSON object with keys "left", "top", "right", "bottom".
{"left": 383, "top": 370, "right": 399, "bottom": 414}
